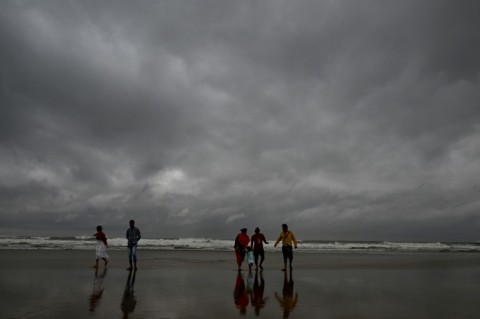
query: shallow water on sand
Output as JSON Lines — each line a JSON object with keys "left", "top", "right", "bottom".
{"left": 1, "top": 250, "right": 480, "bottom": 318}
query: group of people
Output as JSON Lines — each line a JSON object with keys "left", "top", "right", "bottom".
{"left": 93, "top": 220, "right": 298, "bottom": 273}
{"left": 93, "top": 220, "right": 141, "bottom": 271}
{"left": 234, "top": 224, "right": 298, "bottom": 272}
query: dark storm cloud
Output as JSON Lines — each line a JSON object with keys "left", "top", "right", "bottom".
{"left": 1, "top": 0, "right": 479, "bottom": 241}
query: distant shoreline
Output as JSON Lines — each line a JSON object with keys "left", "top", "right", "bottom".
{"left": 1, "top": 235, "right": 479, "bottom": 253}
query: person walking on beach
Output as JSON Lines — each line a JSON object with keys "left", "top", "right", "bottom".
{"left": 234, "top": 228, "right": 250, "bottom": 271}
{"left": 274, "top": 224, "right": 298, "bottom": 271}
{"left": 126, "top": 220, "right": 141, "bottom": 271}
{"left": 93, "top": 225, "right": 109, "bottom": 268}
{"left": 250, "top": 227, "right": 268, "bottom": 270}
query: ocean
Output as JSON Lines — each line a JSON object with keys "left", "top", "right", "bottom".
{"left": 0, "top": 235, "right": 478, "bottom": 252}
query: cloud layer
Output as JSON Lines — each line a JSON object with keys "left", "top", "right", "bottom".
{"left": 1, "top": 1, "right": 480, "bottom": 241}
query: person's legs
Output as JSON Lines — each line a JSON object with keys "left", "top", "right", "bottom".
{"left": 236, "top": 251, "right": 240, "bottom": 270}
{"left": 282, "top": 246, "right": 294, "bottom": 271}
{"left": 253, "top": 251, "right": 260, "bottom": 270}
{"left": 236, "top": 248, "right": 246, "bottom": 270}
{"left": 128, "top": 245, "right": 134, "bottom": 270}
{"left": 259, "top": 251, "right": 265, "bottom": 269}
{"left": 287, "top": 247, "right": 293, "bottom": 270}
{"left": 131, "top": 245, "right": 138, "bottom": 270}
{"left": 281, "top": 246, "right": 288, "bottom": 270}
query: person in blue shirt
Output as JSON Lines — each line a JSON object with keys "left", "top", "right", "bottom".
{"left": 126, "top": 220, "right": 141, "bottom": 270}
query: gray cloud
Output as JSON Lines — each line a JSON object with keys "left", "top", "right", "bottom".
{"left": 1, "top": 0, "right": 480, "bottom": 241}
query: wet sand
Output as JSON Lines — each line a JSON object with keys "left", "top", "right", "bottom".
{"left": 1, "top": 249, "right": 480, "bottom": 318}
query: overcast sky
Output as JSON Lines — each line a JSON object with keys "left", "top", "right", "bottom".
{"left": 1, "top": 1, "right": 480, "bottom": 241}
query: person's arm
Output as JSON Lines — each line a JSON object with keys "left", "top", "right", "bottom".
{"left": 291, "top": 232, "right": 298, "bottom": 248}
{"left": 274, "top": 233, "right": 282, "bottom": 247}
{"left": 262, "top": 234, "right": 268, "bottom": 245}
{"left": 292, "top": 293, "right": 299, "bottom": 308}
{"left": 136, "top": 228, "right": 141, "bottom": 241}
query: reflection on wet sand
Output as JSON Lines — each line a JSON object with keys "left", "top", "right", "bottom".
{"left": 247, "top": 271, "right": 254, "bottom": 300}
{"left": 275, "top": 270, "right": 298, "bottom": 318}
{"left": 121, "top": 270, "right": 137, "bottom": 319}
{"left": 251, "top": 271, "right": 268, "bottom": 315}
{"left": 89, "top": 268, "right": 107, "bottom": 312}
{"left": 233, "top": 271, "right": 249, "bottom": 315}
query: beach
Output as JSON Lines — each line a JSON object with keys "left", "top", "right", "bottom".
{"left": 1, "top": 249, "right": 480, "bottom": 318}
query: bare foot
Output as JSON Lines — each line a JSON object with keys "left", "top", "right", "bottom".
{"left": 127, "top": 267, "right": 132, "bottom": 271}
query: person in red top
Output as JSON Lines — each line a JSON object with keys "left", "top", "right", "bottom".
{"left": 250, "top": 227, "right": 269, "bottom": 270}
{"left": 94, "top": 225, "right": 109, "bottom": 268}
{"left": 234, "top": 228, "right": 250, "bottom": 271}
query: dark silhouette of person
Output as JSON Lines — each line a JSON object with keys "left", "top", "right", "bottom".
{"left": 233, "top": 271, "right": 249, "bottom": 315}
{"left": 126, "top": 220, "right": 141, "bottom": 270}
{"left": 250, "top": 227, "right": 269, "bottom": 270}
{"left": 234, "top": 228, "right": 250, "bottom": 271}
{"left": 275, "top": 269, "right": 298, "bottom": 318}
{"left": 121, "top": 270, "right": 137, "bottom": 319}
{"left": 251, "top": 270, "right": 268, "bottom": 315}
{"left": 89, "top": 268, "right": 107, "bottom": 312}
{"left": 274, "top": 224, "right": 298, "bottom": 271}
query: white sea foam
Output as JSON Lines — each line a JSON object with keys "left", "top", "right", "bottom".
{"left": 0, "top": 236, "right": 478, "bottom": 252}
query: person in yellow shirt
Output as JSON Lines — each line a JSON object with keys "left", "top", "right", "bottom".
{"left": 274, "top": 224, "right": 298, "bottom": 271}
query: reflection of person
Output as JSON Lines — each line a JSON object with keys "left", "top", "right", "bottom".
{"left": 126, "top": 220, "right": 141, "bottom": 271}
{"left": 251, "top": 271, "right": 268, "bottom": 315}
{"left": 250, "top": 227, "right": 268, "bottom": 270}
{"left": 246, "top": 246, "right": 254, "bottom": 272}
{"left": 233, "top": 271, "right": 249, "bottom": 315}
{"left": 247, "top": 270, "right": 254, "bottom": 294}
{"left": 275, "top": 270, "right": 298, "bottom": 318}
{"left": 234, "top": 228, "right": 250, "bottom": 271}
{"left": 89, "top": 268, "right": 107, "bottom": 312}
{"left": 274, "top": 224, "right": 298, "bottom": 271}
{"left": 121, "top": 270, "right": 137, "bottom": 319}
{"left": 93, "top": 225, "right": 109, "bottom": 268}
